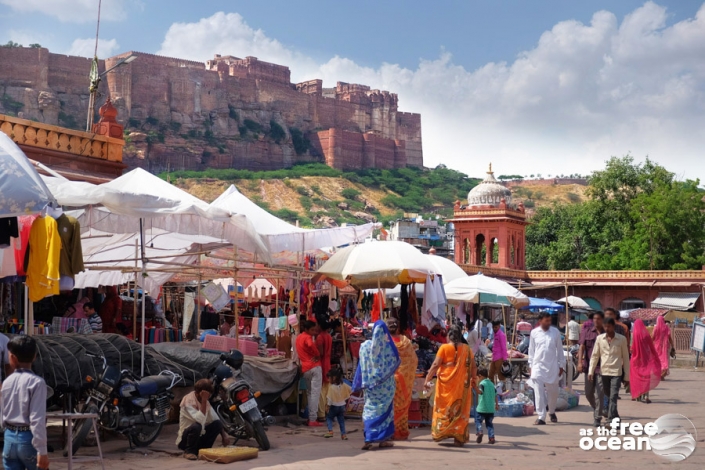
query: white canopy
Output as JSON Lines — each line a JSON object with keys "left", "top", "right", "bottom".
{"left": 556, "top": 296, "right": 592, "bottom": 310}
{"left": 315, "top": 241, "right": 436, "bottom": 289}
{"left": 376, "top": 254, "right": 467, "bottom": 298}
{"left": 444, "top": 273, "right": 530, "bottom": 308}
{"left": 210, "top": 185, "right": 378, "bottom": 253}
{"left": 72, "top": 169, "right": 271, "bottom": 262}
{"left": 0, "top": 132, "right": 56, "bottom": 216}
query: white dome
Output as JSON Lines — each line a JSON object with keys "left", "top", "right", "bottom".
{"left": 467, "top": 165, "right": 512, "bottom": 207}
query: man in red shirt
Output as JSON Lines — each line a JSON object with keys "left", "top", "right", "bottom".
{"left": 315, "top": 324, "right": 333, "bottom": 421}
{"left": 296, "top": 321, "right": 323, "bottom": 426}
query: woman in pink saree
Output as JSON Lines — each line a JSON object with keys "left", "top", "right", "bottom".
{"left": 651, "top": 316, "right": 675, "bottom": 378}
{"left": 630, "top": 320, "right": 661, "bottom": 403}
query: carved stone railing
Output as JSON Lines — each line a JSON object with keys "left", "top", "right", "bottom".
{"left": 460, "top": 264, "right": 528, "bottom": 279}
{"left": 0, "top": 114, "right": 123, "bottom": 163}
{"left": 451, "top": 208, "right": 527, "bottom": 220}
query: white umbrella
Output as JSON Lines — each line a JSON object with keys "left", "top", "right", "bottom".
{"left": 556, "top": 296, "right": 592, "bottom": 310}
{"left": 0, "top": 132, "right": 56, "bottom": 216}
{"left": 444, "top": 273, "right": 530, "bottom": 308}
{"left": 377, "top": 254, "right": 467, "bottom": 298}
{"left": 314, "top": 241, "right": 435, "bottom": 290}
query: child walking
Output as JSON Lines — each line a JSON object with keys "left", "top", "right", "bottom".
{"left": 475, "top": 367, "right": 499, "bottom": 444}
{"left": 324, "top": 369, "right": 351, "bottom": 440}
{"left": 1, "top": 336, "right": 49, "bottom": 470}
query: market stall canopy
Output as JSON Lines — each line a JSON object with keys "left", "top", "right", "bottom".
{"left": 76, "top": 169, "right": 270, "bottom": 263}
{"left": 444, "top": 273, "right": 530, "bottom": 308}
{"left": 522, "top": 297, "right": 564, "bottom": 311}
{"left": 210, "top": 185, "right": 378, "bottom": 253}
{"left": 556, "top": 296, "right": 592, "bottom": 310}
{"left": 77, "top": 228, "right": 229, "bottom": 293}
{"left": 377, "top": 254, "right": 467, "bottom": 298}
{"left": 628, "top": 308, "right": 669, "bottom": 322}
{"left": 651, "top": 292, "right": 701, "bottom": 311}
{"left": 0, "top": 132, "right": 56, "bottom": 216}
{"left": 314, "top": 240, "right": 435, "bottom": 289}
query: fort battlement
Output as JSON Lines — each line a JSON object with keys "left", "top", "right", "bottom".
{"left": 0, "top": 46, "right": 423, "bottom": 172}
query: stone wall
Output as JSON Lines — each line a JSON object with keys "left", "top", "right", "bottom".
{"left": 0, "top": 46, "right": 423, "bottom": 172}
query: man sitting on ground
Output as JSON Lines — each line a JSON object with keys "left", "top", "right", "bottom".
{"left": 177, "top": 379, "right": 230, "bottom": 460}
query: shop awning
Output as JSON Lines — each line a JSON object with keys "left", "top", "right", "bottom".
{"left": 651, "top": 292, "right": 700, "bottom": 310}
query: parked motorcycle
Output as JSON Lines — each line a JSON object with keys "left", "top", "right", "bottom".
{"left": 66, "top": 354, "right": 181, "bottom": 456}
{"left": 209, "top": 350, "right": 271, "bottom": 451}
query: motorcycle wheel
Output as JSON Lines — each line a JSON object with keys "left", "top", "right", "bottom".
{"left": 572, "top": 358, "right": 580, "bottom": 381}
{"left": 64, "top": 403, "right": 99, "bottom": 456}
{"left": 131, "top": 422, "right": 164, "bottom": 447}
{"left": 252, "top": 420, "right": 270, "bottom": 451}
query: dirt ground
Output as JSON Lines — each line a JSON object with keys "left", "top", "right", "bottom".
{"left": 51, "top": 367, "right": 704, "bottom": 469}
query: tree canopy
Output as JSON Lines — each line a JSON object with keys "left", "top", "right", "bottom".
{"left": 526, "top": 156, "right": 705, "bottom": 270}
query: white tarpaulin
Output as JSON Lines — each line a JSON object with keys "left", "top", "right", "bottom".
{"left": 444, "top": 273, "right": 530, "bottom": 308}
{"left": 0, "top": 132, "right": 56, "bottom": 216}
{"left": 210, "top": 185, "right": 378, "bottom": 253}
{"left": 76, "top": 228, "right": 228, "bottom": 293}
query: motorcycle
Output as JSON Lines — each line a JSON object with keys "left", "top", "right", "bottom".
{"left": 66, "top": 354, "right": 181, "bottom": 456}
{"left": 209, "top": 350, "right": 271, "bottom": 451}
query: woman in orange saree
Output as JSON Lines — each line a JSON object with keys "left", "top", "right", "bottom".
{"left": 386, "top": 318, "right": 418, "bottom": 440}
{"left": 424, "top": 325, "right": 476, "bottom": 446}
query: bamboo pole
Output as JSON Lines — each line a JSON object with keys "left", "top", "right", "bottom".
{"left": 196, "top": 257, "right": 202, "bottom": 337}
{"left": 233, "top": 247, "right": 239, "bottom": 345}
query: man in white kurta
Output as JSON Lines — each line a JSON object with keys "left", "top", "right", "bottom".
{"left": 528, "top": 312, "right": 566, "bottom": 425}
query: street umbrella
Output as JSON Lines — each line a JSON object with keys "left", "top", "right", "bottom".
{"left": 425, "top": 254, "right": 467, "bottom": 284}
{"left": 556, "top": 296, "right": 592, "bottom": 310}
{"left": 0, "top": 132, "right": 56, "bottom": 216}
{"left": 313, "top": 241, "right": 435, "bottom": 290}
{"left": 444, "top": 273, "right": 530, "bottom": 308}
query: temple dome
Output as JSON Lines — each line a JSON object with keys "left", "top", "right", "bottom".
{"left": 467, "top": 164, "right": 512, "bottom": 207}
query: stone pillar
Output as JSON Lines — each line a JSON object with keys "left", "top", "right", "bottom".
{"left": 362, "top": 133, "right": 375, "bottom": 168}
{"left": 327, "top": 128, "right": 342, "bottom": 169}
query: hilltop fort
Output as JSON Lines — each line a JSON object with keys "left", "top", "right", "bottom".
{"left": 0, "top": 46, "right": 422, "bottom": 172}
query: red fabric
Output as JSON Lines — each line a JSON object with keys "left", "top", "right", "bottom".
{"left": 295, "top": 332, "right": 321, "bottom": 373}
{"left": 371, "top": 292, "right": 382, "bottom": 323}
{"left": 629, "top": 319, "right": 661, "bottom": 399}
{"left": 15, "top": 215, "right": 37, "bottom": 276}
{"left": 316, "top": 331, "right": 333, "bottom": 383}
{"left": 99, "top": 286, "right": 122, "bottom": 333}
{"left": 652, "top": 316, "right": 671, "bottom": 375}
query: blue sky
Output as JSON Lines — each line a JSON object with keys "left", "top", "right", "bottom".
{"left": 2, "top": 0, "right": 705, "bottom": 180}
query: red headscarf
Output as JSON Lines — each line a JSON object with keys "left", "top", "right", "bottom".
{"left": 652, "top": 316, "right": 671, "bottom": 375}
{"left": 629, "top": 319, "right": 661, "bottom": 399}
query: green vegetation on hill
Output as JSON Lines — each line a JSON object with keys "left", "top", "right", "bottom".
{"left": 163, "top": 164, "right": 480, "bottom": 227}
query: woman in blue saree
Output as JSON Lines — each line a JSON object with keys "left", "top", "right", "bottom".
{"left": 353, "top": 320, "right": 401, "bottom": 450}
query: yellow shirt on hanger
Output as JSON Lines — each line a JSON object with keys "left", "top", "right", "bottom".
{"left": 26, "top": 216, "right": 61, "bottom": 302}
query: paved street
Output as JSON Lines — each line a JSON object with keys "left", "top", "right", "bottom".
{"left": 58, "top": 367, "right": 704, "bottom": 469}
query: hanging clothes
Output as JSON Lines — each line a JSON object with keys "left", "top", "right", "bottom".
{"left": 0, "top": 217, "right": 18, "bottom": 248}
{"left": 25, "top": 216, "right": 61, "bottom": 302}
{"left": 421, "top": 276, "right": 439, "bottom": 329}
{"left": 56, "top": 214, "right": 84, "bottom": 279}
{"left": 399, "top": 284, "right": 410, "bottom": 334}
{"left": 371, "top": 291, "right": 385, "bottom": 323}
{"left": 14, "top": 215, "right": 36, "bottom": 276}
{"left": 99, "top": 286, "right": 122, "bottom": 334}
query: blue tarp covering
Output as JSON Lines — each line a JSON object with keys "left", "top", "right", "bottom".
{"left": 522, "top": 297, "right": 564, "bottom": 311}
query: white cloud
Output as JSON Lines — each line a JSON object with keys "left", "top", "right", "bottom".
{"left": 0, "top": 0, "right": 128, "bottom": 23}
{"left": 68, "top": 38, "right": 120, "bottom": 58}
{"left": 158, "top": 2, "right": 705, "bottom": 181}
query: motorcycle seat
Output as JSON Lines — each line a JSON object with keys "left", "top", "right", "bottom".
{"left": 135, "top": 375, "right": 173, "bottom": 396}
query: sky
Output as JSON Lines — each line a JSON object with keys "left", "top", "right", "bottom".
{"left": 1, "top": 0, "right": 704, "bottom": 181}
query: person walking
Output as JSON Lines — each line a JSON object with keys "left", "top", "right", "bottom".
{"left": 528, "top": 312, "right": 565, "bottom": 425}
{"left": 354, "top": 321, "right": 400, "bottom": 450}
{"left": 489, "top": 320, "right": 508, "bottom": 381}
{"left": 652, "top": 316, "right": 675, "bottom": 379}
{"left": 567, "top": 315, "right": 580, "bottom": 346}
{"left": 424, "top": 325, "right": 476, "bottom": 447}
{"left": 466, "top": 320, "right": 481, "bottom": 355}
{"left": 578, "top": 311, "right": 605, "bottom": 426}
{"left": 296, "top": 321, "right": 323, "bottom": 427}
{"left": 474, "top": 367, "right": 499, "bottom": 444}
{"left": 324, "top": 369, "right": 352, "bottom": 440}
{"left": 386, "top": 317, "right": 418, "bottom": 441}
{"left": 629, "top": 319, "right": 661, "bottom": 404}
{"left": 589, "top": 317, "right": 630, "bottom": 421}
